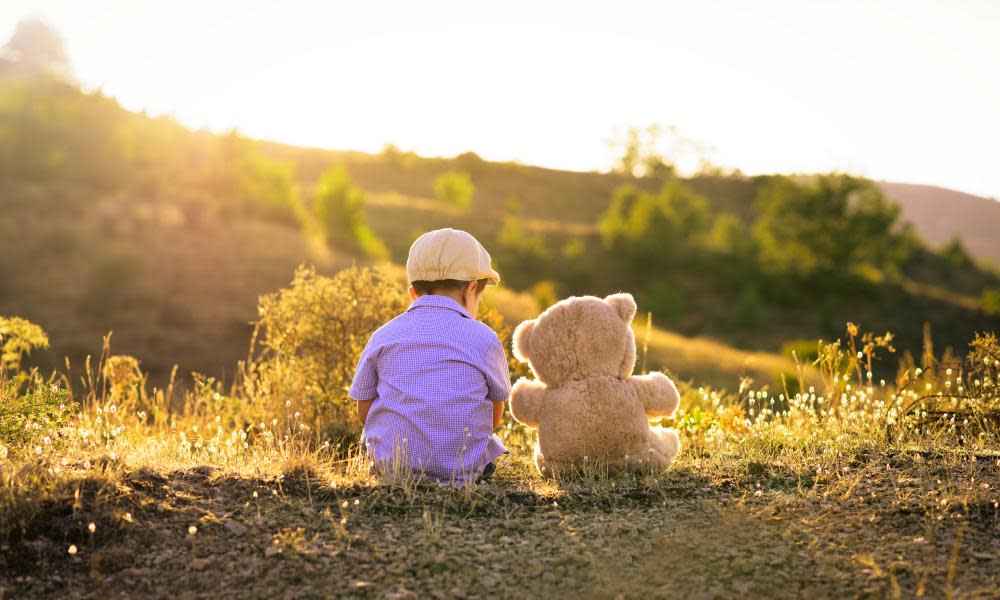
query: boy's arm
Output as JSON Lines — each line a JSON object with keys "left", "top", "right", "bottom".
{"left": 492, "top": 400, "right": 505, "bottom": 431}
{"left": 357, "top": 399, "right": 374, "bottom": 425}
{"left": 349, "top": 335, "right": 381, "bottom": 425}
{"left": 481, "top": 335, "right": 512, "bottom": 430}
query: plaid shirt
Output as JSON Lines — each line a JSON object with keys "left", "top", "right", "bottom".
{"left": 349, "top": 295, "right": 510, "bottom": 483}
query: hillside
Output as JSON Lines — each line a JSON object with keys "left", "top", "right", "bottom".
{"left": 878, "top": 181, "right": 1000, "bottom": 264}
{"left": 2, "top": 75, "right": 999, "bottom": 389}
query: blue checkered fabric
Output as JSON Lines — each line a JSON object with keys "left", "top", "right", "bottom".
{"left": 349, "top": 294, "right": 510, "bottom": 484}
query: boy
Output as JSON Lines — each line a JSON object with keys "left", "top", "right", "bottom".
{"left": 349, "top": 228, "right": 511, "bottom": 484}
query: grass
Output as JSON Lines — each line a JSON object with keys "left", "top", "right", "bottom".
{"left": 2, "top": 313, "right": 999, "bottom": 598}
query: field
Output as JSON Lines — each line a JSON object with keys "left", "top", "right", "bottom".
{"left": 3, "top": 57, "right": 1000, "bottom": 599}
{"left": 3, "top": 286, "right": 999, "bottom": 597}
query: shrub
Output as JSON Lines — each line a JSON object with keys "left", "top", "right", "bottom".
{"left": 599, "top": 179, "right": 710, "bottom": 270}
{"left": 731, "top": 283, "right": 763, "bottom": 330}
{"left": 497, "top": 217, "right": 550, "bottom": 288}
{"left": 433, "top": 170, "right": 474, "bottom": 208}
{"left": 313, "top": 164, "right": 388, "bottom": 259}
{"left": 981, "top": 288, "right": 1000, "bottom": 316}
{"left": 0, "top": 316, "right": 49, "bottom": 375}
{"left": 211, "top": 132, "right": 304, "bottom": 226}
{"left": 751, "top": 174, "right": 906, "bottom": 286}
{"left": 251, "top": 265, "right": 409, "bottom": 441}
{"left": 0, "top": 317, "right": 72, "bottom": 455}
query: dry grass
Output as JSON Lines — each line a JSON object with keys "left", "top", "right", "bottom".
{"left": 2, "top": 315, "right": 998, "bottom": 597}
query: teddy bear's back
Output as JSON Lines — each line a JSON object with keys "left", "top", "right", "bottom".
{"left": 537, "top": 376, "right": 651, "bottom": 467}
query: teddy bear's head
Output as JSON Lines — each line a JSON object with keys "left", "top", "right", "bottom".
{"left": 512, "top": 293, "right": 637, "bottom": 387}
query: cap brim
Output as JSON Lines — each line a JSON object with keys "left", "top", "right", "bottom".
{"left": 486, "top": 268, "right": 501, "bottom": 285}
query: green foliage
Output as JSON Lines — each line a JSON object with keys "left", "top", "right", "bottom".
{"left": 731, "top": 283, "right": 763, "bottom": 330}
{"left": 0, "top": 316, "right": 49, "bottom": 375}
{"left": 982, "top": 288, "right": 1000, "bottom": 316}
{"left": 751, "top": 175, "right": 906, "bottom": 285}
{"left": 210, "top": 132, "right": 304, "bottom": 225}
{"left": 780, "top": 338, "right": 820, "bottom": 364}
{"left": 530, "top": 280, "right": 559, "bottom": 311}
{"left": 599, "top": 179, "right": 710, "bottom": 268}
{"left": 496, "top": 218, "right": 550, "bottom": 289}
{"left": 643, "top": 282, "right": 685, "bottom": 324}
{"left": 939, "top": 236, "right": 974, "bottom": 280}
{"left": 0, "top": 317, "right": 72, "bottom": 455}
{"left": 0, "top": 383, "right": 71, "bottom": 455}
{"left": 313, "top": 164, "right": 388, "bottom": 259}
{"left": 252, "top": 265, "right": 409, "bottom": 440}
{"left": 610, "top": 124, "right": 674, "bottom": 179}
{"left": 433, "top": 170, "right": 475, "bottom": 208}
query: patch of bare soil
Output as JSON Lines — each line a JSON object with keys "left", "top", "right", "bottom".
{"left": 2, "top": 457, "right": 998, "bottom": 599}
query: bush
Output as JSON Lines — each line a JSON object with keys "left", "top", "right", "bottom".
{"left": 0, "top": 317, "right": 72, "bottom": 455}
{"left": 751, "top": 174, "right": 906, "bottom": 286}
{"left": 1, "top": 316, "right": 49, "bottom": 375}
{"left": 250, "top": 265, "right": 409, "bottom": 441}
{"left": 599, "top": 179, "right": 710, "bottom": 270}
{"left": 433, "top": 170, "right": 474, "bottom": 208}
{"left": 313, "top": 164, "right": 388, "bottom": 259}
{"left": 210, "top": 132, "right": 304, "bottom": 225}
{"left": 497, "top": 217, "right": 550, "bottom": 288}
{"left": 731, "top": 283, "right": 763, "bottom": 330}
{"left": 980, "top": 288, "right": 1000, "bottom": 316}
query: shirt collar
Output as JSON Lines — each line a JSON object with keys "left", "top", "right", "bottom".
{"left": 407, "top": 294, "right": 473, "bottom": 319}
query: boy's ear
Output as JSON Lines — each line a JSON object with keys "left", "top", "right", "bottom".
{"left": 605, "top": 293, "right": 637, "bottom": 324}
{"left": 512, "top": 319, "right": 536, "bottom": 363}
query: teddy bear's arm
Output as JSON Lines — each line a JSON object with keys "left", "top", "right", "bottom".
{"left": 630, "top": 371, "right": 680, "bottom": 418}
{"left": 509, "top": 377, "right": 546, "bottom": 428}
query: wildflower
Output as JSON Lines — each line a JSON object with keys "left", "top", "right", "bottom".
{"left": 188, "top": 525, "right": 198, "bottom": 536}
{"left": 68, "top": 545, "right": 78, "bottom": 555}
{"left": 88, "top": 522, "right": 96, "bottom": 534}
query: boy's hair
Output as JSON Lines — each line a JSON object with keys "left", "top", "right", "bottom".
{"left": 411, "top": 278, "right": 488, "bottom": 296}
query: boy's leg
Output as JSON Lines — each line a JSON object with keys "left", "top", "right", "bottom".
{"left": 476, "top": 462, "right": 496, "bottom": 484}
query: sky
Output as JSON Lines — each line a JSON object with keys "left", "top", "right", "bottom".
{"left": 3, "top": 0, "right": 999, "bottom": 199}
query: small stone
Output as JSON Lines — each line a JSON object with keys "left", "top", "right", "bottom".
{"left": 224, "top": 520, "right": 249, "bottom": 536}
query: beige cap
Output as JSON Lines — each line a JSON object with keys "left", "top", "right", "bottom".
{"left": 406, "top": 228, "right": 501, "bottom": 285}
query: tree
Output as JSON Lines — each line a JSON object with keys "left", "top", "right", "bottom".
{"left": 599, "top": 178, "right": 710, "bottom": 268}
{"left": 0, "top": 19, "right": 71, "bottom": 79}
{"left": 313, "top": 164, "right": 387, "bottom": 259}
{"left": 609, "top": 125, "right": 673, "bottom": 179}
{"left": 751, "top": 174, "right": 906, "bottom": 285}
{"left": 434, "top": 170, "right": 474, "bottom": 208}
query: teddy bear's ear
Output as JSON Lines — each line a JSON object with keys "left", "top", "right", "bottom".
{"left": 605, "top": 293, "right": 637, "bottom": 324}
{"left": 512, "top": 319, "right": 535, "bottom": 363}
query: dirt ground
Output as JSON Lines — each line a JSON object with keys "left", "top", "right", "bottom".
{"left": 2, "top": 454, "right": 999, "bottom": 599}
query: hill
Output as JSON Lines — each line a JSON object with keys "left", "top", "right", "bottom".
{"left": 877, "top": 181, "right": 1000, "bottom": 264}
{"left": 1, "top": 75, "right": 998, "bottom": 389}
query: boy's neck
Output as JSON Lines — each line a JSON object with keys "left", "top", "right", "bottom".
{"left": 421, "top": 292, "right": 465, "bottom": 306}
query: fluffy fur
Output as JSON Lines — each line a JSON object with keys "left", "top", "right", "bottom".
{"left": 509, "top": 293, "right": 681, "bottom": 476}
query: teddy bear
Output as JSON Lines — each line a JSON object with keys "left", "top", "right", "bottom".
{"left": 508, "top": 293, "right": 681, "bottom": 476}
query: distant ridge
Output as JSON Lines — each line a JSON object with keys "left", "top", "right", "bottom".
{"left": 877, "top": 181, "right": 1000, "bottom": 264}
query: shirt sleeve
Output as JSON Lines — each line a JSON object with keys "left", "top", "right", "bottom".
{"left": 481, "top": 335, "right": 512, "bottom": 402}
{"left": 349, "top": 337, "right": 380, "bottom": 401}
